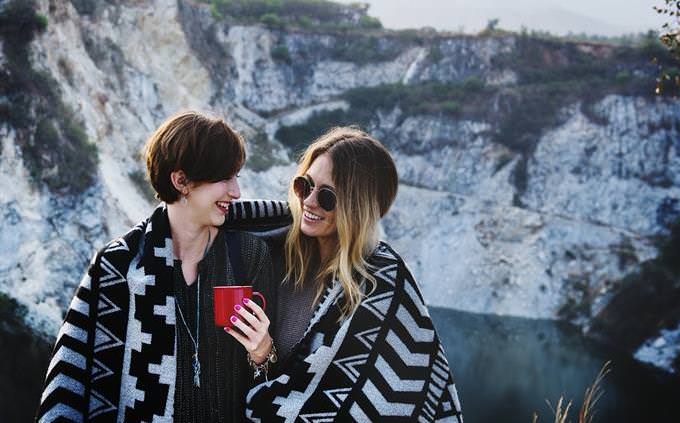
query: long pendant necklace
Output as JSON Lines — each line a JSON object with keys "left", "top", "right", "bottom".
{"left": 175, "top": 229, "right": 211, "bottom": 388}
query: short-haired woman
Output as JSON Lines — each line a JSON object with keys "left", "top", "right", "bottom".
{"left": 244, "top": 127, "right": 463, "bottom": 421}
{"left": 37, "top": 112, "right": 277, "bottom": 422}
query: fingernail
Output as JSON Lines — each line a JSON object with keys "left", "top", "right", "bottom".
{"left": 234, "top": 304, "right": 242, "bottom": 311}
{"left": 243, "top": 298, "right": 250, "bottom": 304}
{"left": 224, "top": 327, "right": 230, "bottom": 332}
{"left": 230, "top": 315, "right": 237, "bottom": 323}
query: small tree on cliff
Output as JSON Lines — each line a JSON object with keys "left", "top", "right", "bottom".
{"left": 654, "top": 0, "right": 680, "bottom": 94}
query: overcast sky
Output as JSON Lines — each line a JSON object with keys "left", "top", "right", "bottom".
{"left": 337, "top": 0, "right": 666, "bottom": 36}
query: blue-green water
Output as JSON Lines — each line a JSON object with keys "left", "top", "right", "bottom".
{"left": 3, "top": 309, "right": 680, "bottom": 422}
{"left": 431, "top": 308, "right": 680, "bottom": 423}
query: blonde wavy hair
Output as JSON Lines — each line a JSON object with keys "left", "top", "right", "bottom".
{"left": 285, "top": 127, "right": 399, "bottom": 318}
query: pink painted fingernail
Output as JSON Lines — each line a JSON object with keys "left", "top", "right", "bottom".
{"left": 230, "top": 315, "right": 237, "bottom": 323}
{"left": 224, "top": 327, "right": 230, "bottom": 332}
{"left": 234, "top": 304, "right": 242, "bottom": 311}
{"left": 243, "top": 298, "right": 250, "bottom": 304}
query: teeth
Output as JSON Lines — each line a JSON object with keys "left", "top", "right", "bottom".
{"left": 304, "top": 210, "right": 322, "bottom": 221}
{"left": 216, "top": 201, "right": 230, "bottom": 209}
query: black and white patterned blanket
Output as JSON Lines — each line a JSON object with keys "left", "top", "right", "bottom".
{"left": 246, "top": 241, "right": 464, "bottom": 422}
{"left": 37, "top": 200, "right": 291, "bottom": 422}
{"left": 37, "top": 204, "right": 183, "bottom": 422}
{"left": 37, "top": 199, "right": 462, "bottom": 422}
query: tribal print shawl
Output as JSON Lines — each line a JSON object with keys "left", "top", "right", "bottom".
{"left": 216, "top": 200, "right": 463, "bottom": 421}
{"left": 246, "top": 240, "right": 464, "bottom": 422}
{"left": 37, "top": 204, "right": 180, "bottom": 422}
{"left": 36, "top": 201, "right": 286, "bottom": 422}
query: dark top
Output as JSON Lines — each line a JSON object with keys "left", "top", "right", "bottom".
{"left": 261, "top": 229, "right": 319, "bottom": 360}
{"left": 275, "top": 279, "right": 318, "bottom": 359}
{"left": 172, "top": 229, "right": 275, "bottom": 422}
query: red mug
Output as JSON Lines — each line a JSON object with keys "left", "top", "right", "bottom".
{"left": 213, "top": 286, "right": 266, "bottom": 327}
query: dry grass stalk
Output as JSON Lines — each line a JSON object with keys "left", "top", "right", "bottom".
{"left": 547, "top": 396, "right": 573, "bottom": 423}
{"left": 534, "top": 361, "right": 611, "bottom": 423}
{"left": 579, "top": 361, "right": 611, "bottom": 423}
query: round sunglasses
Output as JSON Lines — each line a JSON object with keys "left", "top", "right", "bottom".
{"left": 293, "top": 175, "right": 337, "bottom": 212}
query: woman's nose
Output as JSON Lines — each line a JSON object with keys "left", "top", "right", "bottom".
{"left": 302, "top": 188, "right": 319, "bottom": 208}
{"left": 228, "top": 178, "right": 241, "bottom": 200}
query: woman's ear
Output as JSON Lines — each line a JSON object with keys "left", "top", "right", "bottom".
{"left": 170, "top": 170, "right": 189, "bottom": 195}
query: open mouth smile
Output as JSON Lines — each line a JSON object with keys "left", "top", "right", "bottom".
{"left": 216, "top": 201, "right": 230, "bottom": 214}
{"left": 303, "top": 209, "right": 323, "bottom": 222}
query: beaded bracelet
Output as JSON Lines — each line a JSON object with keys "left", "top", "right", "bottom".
{"left": 247, "top": 339, "right": 278, "bottom": 381}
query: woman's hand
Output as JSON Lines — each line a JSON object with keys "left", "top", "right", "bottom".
{"left": 224, "top": 298, "right": 272, "bottom": 364}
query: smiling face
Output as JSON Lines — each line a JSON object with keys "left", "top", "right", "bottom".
{"left": 299, "top": 153, "right": 337, "bottom": 245}
{"left": 185, "top": 175, "right": 241, "bottom": 227}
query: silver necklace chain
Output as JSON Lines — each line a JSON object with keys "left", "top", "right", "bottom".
{"left": 175, "top": 228, "right": 211, "bottom": 388}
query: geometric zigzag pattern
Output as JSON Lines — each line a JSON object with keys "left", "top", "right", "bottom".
{"left": 37, "top": 231, "right": 138, "bottom": 422}
{"left": 246, "top": 241, "right": 463, "bottom": 422}
{"left": 37, "top": 205, "right": 181, "bottom": 422}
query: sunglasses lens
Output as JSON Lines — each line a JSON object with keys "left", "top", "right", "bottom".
{"left": 293, "top": 176, "right": 311, "bottom": 199}
{"left": 317, "top": 189, "right": 337, "bottom": 212}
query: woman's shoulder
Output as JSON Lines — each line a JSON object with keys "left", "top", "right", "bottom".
{"left": 368, "top": 240, "right": 407, "bottom": 267}
{"left": 365, "top": 240, "right": 428, "bottom": 307}
{"left": 97, "top": 219, "right": 147, "bottom": 259}
{"left": 86, "top": 220, "right": 148, "bottom": 283}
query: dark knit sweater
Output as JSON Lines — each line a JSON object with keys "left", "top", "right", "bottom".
{"left": 255, "top": 227, "right": 317, "bottom": 360}
{"left": 173, "top": 229, "right": 275, "bottom": 422}
{"left": 274, "top": 279, "right": 317, "bottom": 359}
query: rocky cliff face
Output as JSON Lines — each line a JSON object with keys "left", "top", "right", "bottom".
{"left": 1, "top": 0, "right": 678, "bottom": 372}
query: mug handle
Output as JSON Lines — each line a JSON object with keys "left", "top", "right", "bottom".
{"left": 251, "top": 291, "right": 266, "bottom": 311}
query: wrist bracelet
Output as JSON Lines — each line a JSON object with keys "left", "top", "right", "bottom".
{"left": 248, "top": 340, "right": 278, "bottom": 381}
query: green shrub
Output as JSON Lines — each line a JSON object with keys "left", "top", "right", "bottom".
{"left": 329, "top": 35, "right": 404, "bottom": 64}
{"left": 428, "top": 44, "right": 444, "bottom": 62}
{"left": 271, "top": 44, "right": 291, "bottom": 63}
{"left": 260, "top": 12, "right": 282, "bottom": 29}
{"left": 210, "top": 3, "right": 224, "bottom": 20}
{"left": 27, "top": 114, "right": 99, "bottom": 193}
{"left": 297, "top": 15, "right": 312, "bottom": 28}
{"left": 441, "top": 100, "right": 460, "bottom": 115}
{"left": 35, "top": 13, "right": 48, "bottom": 28}
{"left": 614, "top": 69, "right": 631, "bottom": 84}
{"left": 344, "top": 78, "right": 490, "bottom": 119}
{"left": 207, "top": 0, "right": 383, "bottom": 32}
{"left": 276, "top": 109, "right": 355, "bottom": 154}
{"left": 462, "top": 76, "right": 485, "bottom": 92}
{"left": 0, "top": 0, "right": 99, "bottom": 194}
{"left": 359, "top": 15, "right": 382, "bottom": 29}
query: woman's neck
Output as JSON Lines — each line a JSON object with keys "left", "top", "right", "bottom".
{"left": 167, "top": 203, "right": 213, "bottom": 263}
{"left": 317, "top": 236, "right": 336, "bottom": 264}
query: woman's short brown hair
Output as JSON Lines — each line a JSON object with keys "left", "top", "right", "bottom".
{"left": 144, "top": 111, "right": 246, "bottom": 203}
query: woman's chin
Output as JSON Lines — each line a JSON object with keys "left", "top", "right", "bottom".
{"left": 301, "top": 221, "right": 325, "bottom": 238}
{"left": 300, "top": 223, "right": 316, "bottom": 238}
{"left": 210, "top": 211, "right": 226, "bottom": 227}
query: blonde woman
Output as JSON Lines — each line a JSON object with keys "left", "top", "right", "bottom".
{"left": 238, "top": 127, "right": 463, "bottom": 422}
